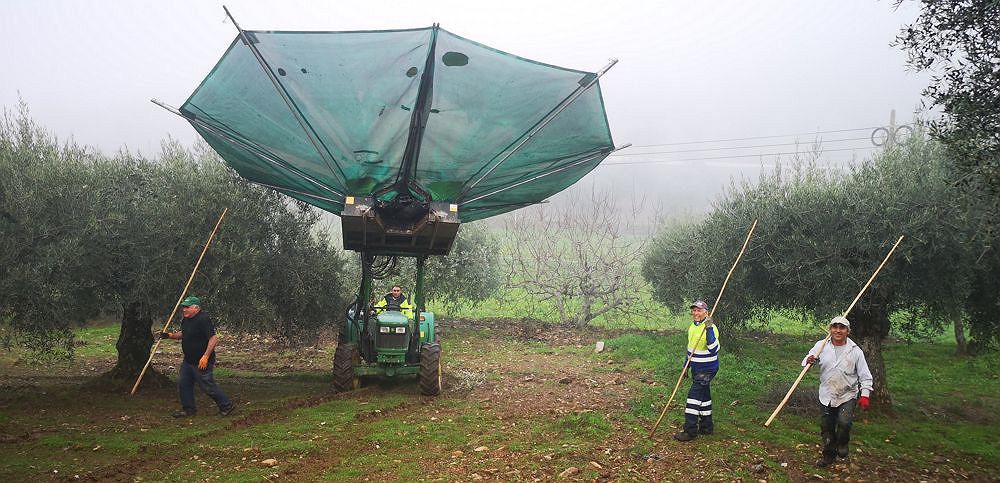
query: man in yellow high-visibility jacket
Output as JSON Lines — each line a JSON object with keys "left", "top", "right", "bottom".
{"left": 374, "top": 285, "right": 414, "bottom": 319}
{"left": 675, "top": 299, "right": 720, "bottom": 442}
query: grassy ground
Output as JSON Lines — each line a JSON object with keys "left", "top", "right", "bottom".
{"left": 0, "top": 319, "right": 996, "bottom": 482}
{"left": 610, "top": 328, "right": 999, "bottom": 480}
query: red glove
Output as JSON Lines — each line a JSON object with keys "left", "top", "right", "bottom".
{"left": 198, "top": 355, "right": 209, "bottom": 370}
{"left": 858, "top": 395, "right": 870, "bottom": 410}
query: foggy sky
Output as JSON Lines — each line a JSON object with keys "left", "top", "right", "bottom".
{"left": 1, "top": 0, "right": 929, "bottom": 213}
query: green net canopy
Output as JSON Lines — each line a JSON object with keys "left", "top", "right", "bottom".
{"left": 180, "top": 26, "right": 615, "bottom": 222}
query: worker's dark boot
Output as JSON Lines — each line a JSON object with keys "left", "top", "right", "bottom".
{"left": 219, "top": 404, "right": 236, "bottom": 417}
{"left": 815, "top": 454, "right": 835, "bottom": 467}
{"left": 172, "top": 410, "right": 194, "bottom": 418}
{"left": 837, "top": 443, "right": 849, "bottom": 459}
{"left": 673, "top": 431, "right": 697, "bottom": 442}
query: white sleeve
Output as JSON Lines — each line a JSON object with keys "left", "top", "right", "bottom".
{"left": 856, "top": 350, "right": 874, "bottom": 397}
{"left": 801, "top": 341, "right": 821, "bottom": 367}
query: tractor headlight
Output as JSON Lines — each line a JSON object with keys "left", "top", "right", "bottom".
{"left": 395, "top": 326, "right": 406, "bottom": 334}
{"left": 379, "top": 326, "right": 390, "bottom": 333}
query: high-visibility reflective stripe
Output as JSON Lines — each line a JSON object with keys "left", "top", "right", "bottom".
{"left": 707, "top": 340, "right": 719, "bottom": 350}
{"left": 691, "top": 354, "right": 718, "bottom": 363}
{"left": 684, "top": 408, "right": 713, "bottom": 416}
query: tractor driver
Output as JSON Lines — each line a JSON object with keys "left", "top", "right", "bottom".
{"left": 375, "top": 285, "right": 414, "bottom": 319}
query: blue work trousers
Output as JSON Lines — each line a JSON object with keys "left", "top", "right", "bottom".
{"left": 683, "top": 371, "right": 715, "bottom": 435}
{"left": 178, "top": 360, "right": 231, "bottom": 414}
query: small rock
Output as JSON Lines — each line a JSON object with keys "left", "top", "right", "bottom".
{"left": 589, "top": 461, "right": 603, "bottom": 470}
{"left": 452, "top": 450, "right": 463, "bottom": 457}
{"left": 595, "top": 341, "right": 605, "bottom": 352}
{"left": 474, "top": 446, "right": 489, "bottom": 452}
{"left": 471, "top": 474, "right": 483, "bottom": 481}
{"left": 558, "top": 377, "right": 574, "bottom": 384}
{"left": 261, "top": 458, "right": 278, "bottom": 467}
{"left": 559, "top": 466, "right": 579, "bottom": 478}
{"left": 752, "top": 464, "right": 764, "bottom": 473}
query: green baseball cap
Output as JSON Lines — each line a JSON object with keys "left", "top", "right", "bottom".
{"left": 180, "top": 295, "right": 201, "bottom": 307}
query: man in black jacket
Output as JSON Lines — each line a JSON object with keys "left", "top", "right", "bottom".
{"left": 160, "top": 295, "right": 235, "bottom": 417}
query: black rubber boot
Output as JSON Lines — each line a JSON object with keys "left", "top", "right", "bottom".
{"left": 673, "top": 431, "right": 697, "bottom": 442}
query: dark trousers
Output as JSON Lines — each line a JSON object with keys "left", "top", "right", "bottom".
{"left": 820, "top": 399, "right": 856, "bottom": 457}
{"left": 683, "top": 371, "right": 715, "bottom": 435}
{"left": 178, "top": 360, "right": 232, "bottom": 414}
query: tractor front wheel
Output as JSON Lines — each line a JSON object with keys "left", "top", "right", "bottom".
{"left": 419, "top": 342, "right": 442, "bottom": 396}
{"left": 333, "top": 342, "right": 359, "bottom": 392}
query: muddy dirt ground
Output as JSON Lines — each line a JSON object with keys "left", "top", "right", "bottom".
{"left": 0, "top": 319, "right": 992, "bottom": 482}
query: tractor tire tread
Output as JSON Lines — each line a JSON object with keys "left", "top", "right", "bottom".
{"left": 419, "top": 342, "right": 442, "bottom": 396}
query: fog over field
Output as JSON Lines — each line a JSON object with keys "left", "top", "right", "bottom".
{"left": 1, "top": 0, "right": 928, "bottom": 214}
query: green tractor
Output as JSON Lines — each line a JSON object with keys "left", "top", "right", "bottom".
{"left": 332, "top": 196, "right": 460, "bottom": 395}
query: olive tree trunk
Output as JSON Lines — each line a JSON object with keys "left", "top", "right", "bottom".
{"left": 851, "top": 301, "right": 894, "bottom": 414}
{"left": 952, "top": 307, "right": 969, "bottom": 356}
{"left": 106, "top": 301, "right": 159, "bottom": 382}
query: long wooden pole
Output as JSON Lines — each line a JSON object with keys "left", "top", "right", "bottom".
{"left": 763, "top": 235, "right": 904, "bottom": 427}
{"left": 650, "top": 219, "right": 758, "bottom": 438}
{"left": 130, "top": 208, "right": 229, "bottom": 395}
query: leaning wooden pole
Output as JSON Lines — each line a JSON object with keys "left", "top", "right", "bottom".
{"left": 650, "top": 219, "right": 758, "bottom": 439}
{"left": 130, "top": 208, "right": 229, "bottom": 395}
{"left": 763, "top": 235, "right": 904, "bottom": 427}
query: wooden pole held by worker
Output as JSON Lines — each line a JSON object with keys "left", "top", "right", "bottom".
{"left": 650, "top": 219, "right": 758, "bottom": 439}
{"left": 130, "top": 208, "right": 229, "bottom": 395}
{"left": 763, "top": 235, "right": 904, "bottom": 427}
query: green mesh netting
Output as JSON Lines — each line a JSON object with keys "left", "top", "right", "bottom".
{"left": 180, "top": 26, "right": 614, "bottom": 222}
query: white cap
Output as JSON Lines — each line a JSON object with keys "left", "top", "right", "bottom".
{"left": 829, "top": 316, "right": 850, "bottom": 328}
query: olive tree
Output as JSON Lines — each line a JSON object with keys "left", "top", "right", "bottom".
{"left": 894, "top": 1, "right": 1000, "bottom": 353}
{"left": 0, "top": 109, "right": 349, "bottom": 385}
{"left": 643, "top": 134, "right": 975, "bottom": 410}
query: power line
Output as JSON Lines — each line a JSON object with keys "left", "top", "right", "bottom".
{"left": 600, "top": 145, "right": 878, "bottom": 166}
{"left": 628, "top": 126, "right": 881, "bottom": 148}
{"left": 612, "top": 136, "right": 872, "bottom": 156}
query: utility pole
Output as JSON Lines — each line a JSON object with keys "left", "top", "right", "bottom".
{"left": 871, "top": 109, "right": 912, "bottom": 149}
{"left": 887, "top": 109, "right": 896, "bottom": 149}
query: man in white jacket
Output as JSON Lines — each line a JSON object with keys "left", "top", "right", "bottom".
{"left": 803, "top": 316, "right": 874, "bottom": 467}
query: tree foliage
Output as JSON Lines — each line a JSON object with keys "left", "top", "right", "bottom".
{"left": 0, "top": 107, "right": 349, "bottom": 377}
{"left": 643, "top": 134, "right": 991, "bottom": 408}
{"left": 421, "top": 222, "right": 503, "bottom": 310}
{"left": 896, "top": 0, "right": 1000, "bottom": 218}
{"left": 366, "top": 222, "right": 503, "bottom": 312}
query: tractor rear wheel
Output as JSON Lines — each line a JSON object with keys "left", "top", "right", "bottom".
{"left": 418, "top": 342, "right": 442, "bottom": 396}
{"left": 333, "top": 342, "right": 359, "bottom": 392}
